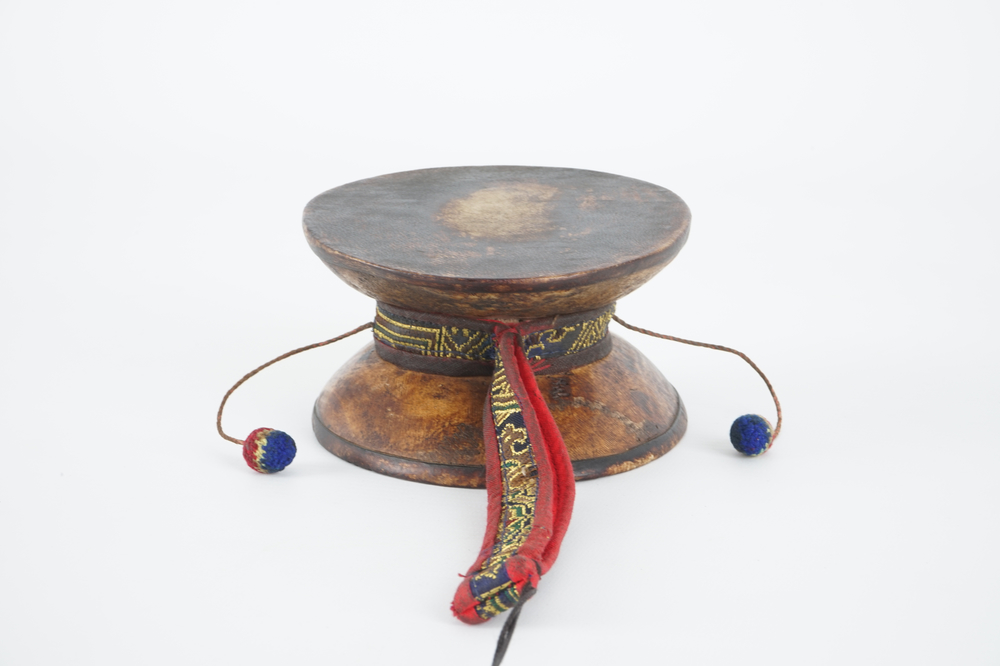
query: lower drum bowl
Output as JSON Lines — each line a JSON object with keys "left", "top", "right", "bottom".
{"left": 312, "top": 333, "right": 686, "bottom": 488}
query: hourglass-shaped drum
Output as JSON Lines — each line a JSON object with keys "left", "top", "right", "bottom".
{"left": 304, "top": 166, "right": 690, "bottom": 488}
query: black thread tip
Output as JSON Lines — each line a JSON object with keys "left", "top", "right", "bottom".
{"left": 491, "top": 583, "right": 537, "bottom": 666}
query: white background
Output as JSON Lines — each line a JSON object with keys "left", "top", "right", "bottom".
{"left": 2, "top": 1, "right": 998, "bottom": 664}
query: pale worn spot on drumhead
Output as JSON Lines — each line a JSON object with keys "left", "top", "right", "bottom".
{"left": 437, "top": 183, "right": 559, "bottom": 239}
{"left": 303, "top": 166, "right": 691, "bottom": 285}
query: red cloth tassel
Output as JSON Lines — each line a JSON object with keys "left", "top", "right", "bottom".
{"left": 452, "top": 326, "right": 576, "bottom": 624}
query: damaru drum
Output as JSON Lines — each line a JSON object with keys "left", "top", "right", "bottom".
{"left": 303, "top": 166, "right": 690, "bottom": 488}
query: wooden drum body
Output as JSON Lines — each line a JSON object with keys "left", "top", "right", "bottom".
{"left": 303, "top": 166, "right": 690, "bottom": 488}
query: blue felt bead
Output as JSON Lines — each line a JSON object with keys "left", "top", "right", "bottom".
{"left": 729, "top": 414, "right": 773, "bottom": 456}
{"left": 260, "top": 430, "right": 296, "bottom": 471}
{"left": 243, "top": 427, "right": 297, "bottom": 473}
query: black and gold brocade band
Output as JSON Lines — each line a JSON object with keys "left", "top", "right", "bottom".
{"left": 372, "top": 302, "right": 615, "bottom": 376}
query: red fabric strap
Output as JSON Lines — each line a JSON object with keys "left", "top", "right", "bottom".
{"left": 452, "top": 325, "right": 575, "bottom": 624}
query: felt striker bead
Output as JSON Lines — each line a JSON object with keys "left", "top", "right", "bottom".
{"left": 729, "top": 414, "right": 773, "bottom": 456}
{"left": 243, "top": 427, "right": 296, "bottom": 473}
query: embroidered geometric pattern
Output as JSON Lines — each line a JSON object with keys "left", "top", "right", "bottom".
{"left": 374, "top": 308, "right": 495, "bottom": 361}
{"left": 522, "top": 309, "right": 613, "bottom": 359}
{"left": 374, "top": 305, "right": 613, "bottom": 363}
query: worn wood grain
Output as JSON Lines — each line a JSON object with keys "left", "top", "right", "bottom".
{"left": 313, "top": 334, "right": 686, "bottom": 487}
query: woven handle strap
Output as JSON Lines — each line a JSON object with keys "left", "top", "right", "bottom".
{"left": 451, "top": 324, "right": 575, "bottom": 624}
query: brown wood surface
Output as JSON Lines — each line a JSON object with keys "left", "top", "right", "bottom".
{"left": 313, "top": 334, "right": 686, "bottom": 487}
{"left": 304, "top": 166, "right": 690, "bottom": 318}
